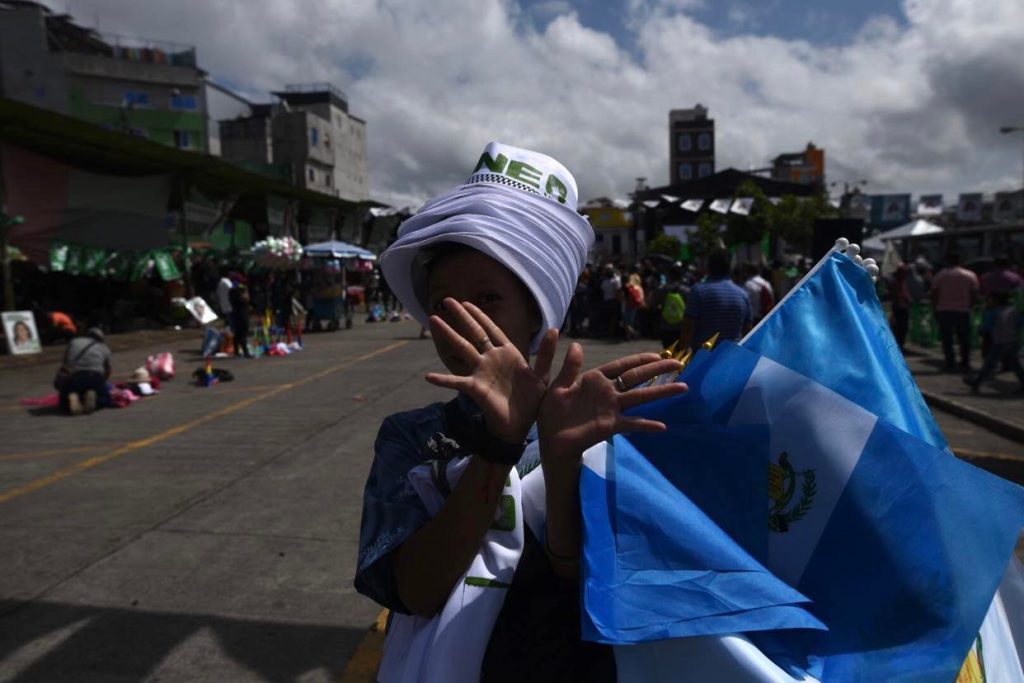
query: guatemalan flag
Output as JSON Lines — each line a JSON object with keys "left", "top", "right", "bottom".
{"left": 580, "top": 245, "right": 1024, "bottom": 681}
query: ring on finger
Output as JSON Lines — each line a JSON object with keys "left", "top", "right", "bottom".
{"left": 614, "top": 375, "right": 628, "bottom": 392}
{"left": 477, "top": 336, "right": 493, "bottom": 353}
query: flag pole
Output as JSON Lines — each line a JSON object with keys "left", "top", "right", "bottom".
{"left": 740, "top": 239, "right": 850, "bottom": 346}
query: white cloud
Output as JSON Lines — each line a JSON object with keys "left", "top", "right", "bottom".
{"left": 46, "top": 0, "right": 1024, "bottom": 205}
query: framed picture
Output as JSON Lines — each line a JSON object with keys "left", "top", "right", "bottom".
{"left": 2, "top": 311, "right": 42, "bottom": 355}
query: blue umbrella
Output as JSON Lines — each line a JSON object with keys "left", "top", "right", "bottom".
{"left": 303, "top": 240, "right": 376, "bottom": 260}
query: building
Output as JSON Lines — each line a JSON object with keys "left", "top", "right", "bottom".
{"left": 0, "top": 1, "right": 208, "bottom": 152}
{"left": 579, "top": 197, "right": 633, "bottom": 261}
{"left": 669, "top": 104, "right": 715, "bottom": 185}
{"left": 204, "top": 80, "right": 251, "bottom": 156}
{"left": 219, "top": 83, "right": 368, "bottom": 202}
{"left": 771, "top": 142, "right": 825, "bottom": 186}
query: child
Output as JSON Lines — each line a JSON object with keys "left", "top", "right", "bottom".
{"left": 355, "top": 142, "right": 686, "bottom": 681}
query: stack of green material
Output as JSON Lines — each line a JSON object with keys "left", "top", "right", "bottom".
{"left": 49, "top": 241, "right": 182, "bottom": 281}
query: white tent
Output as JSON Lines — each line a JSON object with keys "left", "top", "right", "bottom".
{"left": 862, "top": 219, "right": 943, "bottom": 252}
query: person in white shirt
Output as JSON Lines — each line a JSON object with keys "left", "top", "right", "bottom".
{"left": 215, "top": 270, "right": 233, "bottom": 318}
{"left": 742, "top": 264, "right": 775, "bottom": 324}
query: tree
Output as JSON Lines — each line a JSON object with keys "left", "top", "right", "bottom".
{"left": 647, "top": 232, "right": 683, "bottom": 259}
{"left": 691, "top": 211, "right": 724, "bottom": 261}
{"left": 724, "top": 181, "right": 771, "bottom": 246}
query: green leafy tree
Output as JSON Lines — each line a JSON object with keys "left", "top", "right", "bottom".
{"left": 691, "top": 211, "right": 724, "bottom": 261}
{"left": 647, "top": 232, "right": 683, "bottom": 259}
{"left": 725, "top": 181, "right": 772, "bottom": 246}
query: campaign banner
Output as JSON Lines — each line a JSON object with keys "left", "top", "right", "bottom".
{"left": 993, "top": 193, "right": 1023, "bottom": 223}
{"left": 916, "top": 194, "right": 943, "bottom": 216}
{"left": 870, "top": 194, "right": 910, "bottom": 226}
{"left": 957, "top": 193, "right": 984, "bottom": 222}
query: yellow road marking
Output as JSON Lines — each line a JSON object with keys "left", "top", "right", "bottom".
{"left": 0, "top": 342, "right": 408, "bottom": 505}
{"left": 340, "top": 610, "right": 389, "bottom": 683}
{"left": 0, "top": 443, "right": 122, "bottom": 462}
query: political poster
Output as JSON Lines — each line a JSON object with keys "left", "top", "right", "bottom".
{"left": 2, "top": 311, "right": 42, "bottom": 355}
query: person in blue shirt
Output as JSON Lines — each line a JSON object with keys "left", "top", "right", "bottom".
{"left": 680, "top": 248, "right": 753, "bottom": 351}
{"left": 355, "top": 142, "right": 686, "bottom": 681}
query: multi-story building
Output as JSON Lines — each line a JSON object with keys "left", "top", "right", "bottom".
{"left": 0, "top": 1, "right": 207, "bottom": 152}
{"left": 219, "top": 83, "right": 368, "bottom": 202}
{"left": 771, "top": 142, "right": 825, "bottom": 186}
{"left": 669, "top": 104, "right": 715, "bottom": 184}
{"left": 204, "top": 80, "right": 251, "bottom": 157}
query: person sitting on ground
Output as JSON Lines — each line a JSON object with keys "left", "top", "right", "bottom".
{"left": 680, "top": 248, "right": 752, "bottom": 352}
{"left": 57, "top": 327, "right": 112, "bottom": 415}
{"left": 356, "top": 142, "right": 686, "bottom": 681}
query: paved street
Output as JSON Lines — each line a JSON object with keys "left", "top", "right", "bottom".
{"left": 0, "top": 320, "right": 1021, "bottom": 681}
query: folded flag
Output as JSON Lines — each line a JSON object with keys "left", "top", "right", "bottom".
{"left": 581, "top": 246, "right": 1024, "bottom": 681}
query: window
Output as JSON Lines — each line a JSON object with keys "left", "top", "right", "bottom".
{"left": 323, "top": 132, "right": 331, "bottom": 150}
{"left": 698, "top": 163, "right": 712, "bottom": 178}
{"left": 698, "top": 132, "right": 712, "bottom": 151}
{"left": 325, "top": 173, "right": 332, "bottom": 187}
{"left": 612, "top": 234, "right": 622, "bottom": 255}
{"left": 678, "top": 163, "right": 693, "bottom": 180}
{"left": 310, "top": 127, "right": 319, "bottom": 147}
{"left": 123, "top": 91, "right": 150, "bottom": 107}
{"left": 308, "top": 167, "right": 316, "bottom": 182}
{"left": 173, "top": 130, "right": 191, "bottom": 149}
{"left": 677, "top": 134, "right": 692, "bottom": 152}
{"left": 170, "top": 93, "right": 198, "bottom": 111}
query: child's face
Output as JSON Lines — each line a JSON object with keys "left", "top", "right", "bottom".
{"left": 428, "top": 250, "right": 541, "bottom": 376}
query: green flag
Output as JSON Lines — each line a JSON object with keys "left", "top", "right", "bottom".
{"left": 153, "top": 250, "right": 181, "bottom": 281}
{"left": 50, "top": 243, "right": 69, "bottom": 272}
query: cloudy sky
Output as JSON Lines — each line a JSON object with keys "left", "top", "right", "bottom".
{"left": 48, "top": 0, "right": 1024, "bottom": 207}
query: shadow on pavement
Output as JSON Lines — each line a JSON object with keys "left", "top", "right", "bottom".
{"left": 25, "top": 406, "right": 64, "bottom": 418}
{"left": 0, "top": 600, "right": 364, "bottom": 682}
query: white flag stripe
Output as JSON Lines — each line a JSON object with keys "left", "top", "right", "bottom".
{"left": 615, "top": 635, "right": 820, "bottom": 682}
{"left": 729, "top": 358, "right": 877, "bottom": 585}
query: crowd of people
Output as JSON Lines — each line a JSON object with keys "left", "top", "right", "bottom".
{"left": 886, "top": 253, "right": 1023, "bottom": 393}
{"left": 564, "top": 250, "right": 803, "bottom": 352}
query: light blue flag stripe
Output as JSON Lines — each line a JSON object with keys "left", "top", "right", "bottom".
{"left": 743, "top": 251, "right": 946, "bottom": 450}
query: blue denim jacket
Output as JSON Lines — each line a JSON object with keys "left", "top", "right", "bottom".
{"left": 355, "top": 394, "right": 538, "bottom": 612}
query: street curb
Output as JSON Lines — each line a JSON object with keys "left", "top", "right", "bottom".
{"left": 921, "top": 390, "right": 1024, "bottom": 445}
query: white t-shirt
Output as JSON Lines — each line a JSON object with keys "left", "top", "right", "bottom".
{"left": 601, "top": 275, "right": 622, "bottom": 302}
{"left": 744, "top": 276, "right": 771, "bottom": 319}
{"left": 216, "top": 277, "right": 233, "bottom": 316}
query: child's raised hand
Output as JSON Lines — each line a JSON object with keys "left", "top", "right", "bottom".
{"left": 425, "top": 299, "right": 558, "bottom": 444}
{"left": 537, "top": 345, "right": 688, "bottom": 469}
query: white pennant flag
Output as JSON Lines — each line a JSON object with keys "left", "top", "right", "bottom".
{"left": 709, "top": 198, "right": 732, "bottom": 214}
{"left": 730, "top": 197, "right": 755, "bottom": 216}
{"left": 681, "top": 199, "right": 704, "bottom": 213}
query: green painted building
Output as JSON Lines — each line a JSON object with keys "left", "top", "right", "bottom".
{"left": 0, "top": 2, "right": 207, "bottom": 153}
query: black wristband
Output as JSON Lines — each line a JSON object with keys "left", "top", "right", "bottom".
{"left": 443, "top": 399, "right": 527, "bottom": 466}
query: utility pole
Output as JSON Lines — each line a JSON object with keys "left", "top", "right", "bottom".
{"left": 631, "top": 177, "right": 647, "bottom": 263}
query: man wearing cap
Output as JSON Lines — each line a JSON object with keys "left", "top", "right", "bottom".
{"left": 57, "top": 327, "right": 112, "bottom": 415}
{"left": 355, "top": 142, "right": 686, "bottom": 681}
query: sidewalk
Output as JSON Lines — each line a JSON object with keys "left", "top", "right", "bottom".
{"left": 903, "top": 343, "right": 1024, "bottom": 445}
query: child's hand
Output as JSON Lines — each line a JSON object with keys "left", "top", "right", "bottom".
{"left": 425, "top": 299, "right": 557, "bottom": 443}
{"left": 537, "top": 345, "right": 688, "bottom": 471}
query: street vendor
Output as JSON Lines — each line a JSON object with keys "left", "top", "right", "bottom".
{"left": 355, "top": 142, "right": 687, "bottom": 681}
